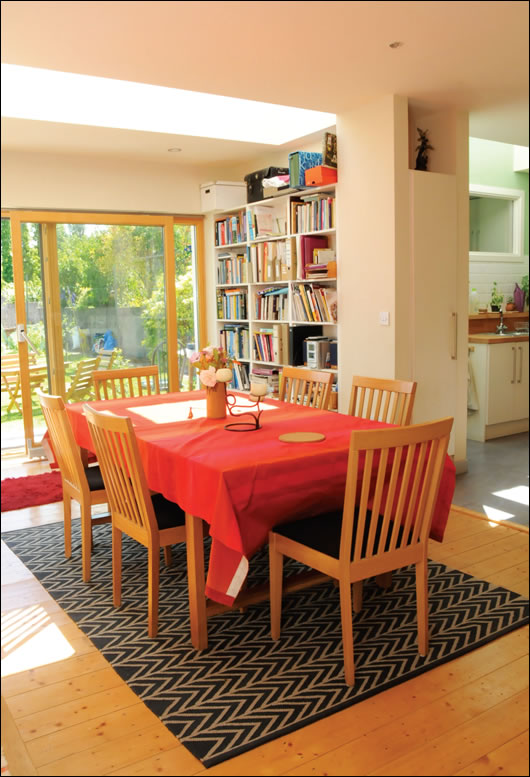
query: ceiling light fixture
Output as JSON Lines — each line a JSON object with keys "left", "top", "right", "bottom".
{"left": 389, "top": 41, "right": 404, "bottom": 48}
{"left": 168, "top": 147, "right": 182, "bottom": 152}
{"left": 1, "top": 64, "right": 336, "bottom": 145}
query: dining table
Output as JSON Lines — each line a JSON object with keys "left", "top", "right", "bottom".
{"left": 66, "top": 389, "right": 456, "bottom": 649}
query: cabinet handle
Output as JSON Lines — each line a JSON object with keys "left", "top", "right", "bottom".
{"left": 451, "top": 312, "right": 457, "bottom": 360}
{"left": 518, "top": 346, "right": 523, "bottom": 383}
{"left": 511, "top": 347, "right": 516, "bottom": 384}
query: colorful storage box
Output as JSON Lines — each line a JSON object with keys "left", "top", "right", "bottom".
{"left": 304, "top": 166, "right": 338, "bottom": 186}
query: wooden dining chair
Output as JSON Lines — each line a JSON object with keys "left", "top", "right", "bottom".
{"left": 278, "top": 366, "right": 333, "bottom": 409}
{"left": 93, "top": 365, "right": 160, "bottom": 400}
{"left": 83, "top": 404, "right": 187, "bottom": 637}
{"left": 269, "top": 416, "right": 453, "bottom": 685}
{"left": 65, "top": 356, "right": 101, "bottom": 402}
{"left": 36, "top": 389, "right": 111, "bottom": 582}
{"left": 348, "top": 376, "right": 417, "bottom": 425}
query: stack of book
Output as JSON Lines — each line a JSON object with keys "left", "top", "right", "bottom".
{"left": 215, "top": 210, "right": 247, "bottom": 246}
{"left": 217, "top": 250, "right": 253, "bottom": 284}
{"left": 304, "top": 247, "right": 337, "bottom": 279}
{"left": 292, "top": 283, "right": 337, "bottom": 323}
{"left": 216, "top": 288, "right": 248, "bottom": 320}
{"left": 253, "top": 322, "right": 288, "bottom": 363}
{"left": 231, "top": 361, "right": 250, "bottom": 391}
{"left": 254, "top": 286, "right": 288, "bottom": 320}
{"left": 291, "top": 192, "right": 336, "bottom": 234}
{"left": 219, "top": 324, "right": 250, "bottom": 360}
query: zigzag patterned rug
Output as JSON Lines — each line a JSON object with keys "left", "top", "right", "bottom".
{"left": 2, "top": 521, "right": 528, "bottom": 767}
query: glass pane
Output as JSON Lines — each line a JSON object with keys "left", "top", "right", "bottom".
{"left": 174, "top": 224, "right": 200, "bottom": 390}
{"left": 469, "top": 196, "right": 514, "bottom": 253}
{"left": 1, "top": 220, "right": 49, "bottom": 450}
{"left": 57, "top": 223, "right": 167, "bottom": 398}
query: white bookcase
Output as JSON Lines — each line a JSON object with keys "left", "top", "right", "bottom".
{"left": 212, "top": 184, "right": 338, "bottom": 400}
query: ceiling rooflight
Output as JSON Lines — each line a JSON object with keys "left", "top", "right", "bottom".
{"left": 1, "top": 64, "right": 336, "bottom": 145}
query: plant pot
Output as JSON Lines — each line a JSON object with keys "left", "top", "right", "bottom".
{"left": 206, "top": 383, "right": 227, "bottom": 419}
{"left": 505, "top": 303, "right": 516, "bottom": 311}
{"left": 491, "top": 305, "right": 501, "bottom": 312}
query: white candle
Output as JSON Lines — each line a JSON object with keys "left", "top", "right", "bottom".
{"left": 215, "top": 368, "right": 233, "bottom": 383}
{"left": 250, "top": 381, "right": 267, "bottom": 397}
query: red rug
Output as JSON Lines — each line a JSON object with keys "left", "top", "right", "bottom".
{"left": 1, "top": 472, "right": 63, "bottom": 511}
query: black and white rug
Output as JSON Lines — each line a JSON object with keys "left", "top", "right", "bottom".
{"left": 2, "top": 522, "right": 528, "bottom": 767}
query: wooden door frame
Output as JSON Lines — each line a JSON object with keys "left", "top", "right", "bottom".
{"left": 2, "top": 209, "right": 205, "bottom": 453}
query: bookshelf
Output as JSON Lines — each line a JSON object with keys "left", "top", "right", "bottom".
{"left": 213, "top": 184, "right": 337, "bottom": 400}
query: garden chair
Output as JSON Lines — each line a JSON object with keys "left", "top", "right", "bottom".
{"left": 64, "top": 356, "right": 101, "bottom": 402}
{"left": 2, "top": 363, "right": 48, "bottom": 414}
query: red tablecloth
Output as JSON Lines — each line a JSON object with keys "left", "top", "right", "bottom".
{"left": 67, "top": 391, "right": 456, "bottom": 605}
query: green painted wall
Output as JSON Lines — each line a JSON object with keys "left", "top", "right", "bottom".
{"left": 469, "top": 137, "right": 529, "bottom": 255}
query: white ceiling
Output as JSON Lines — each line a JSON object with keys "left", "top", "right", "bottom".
{"left": 1, "top": 0, "right": 528, "bottom": 166}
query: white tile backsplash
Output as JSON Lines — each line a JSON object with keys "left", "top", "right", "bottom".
{"left": 469, "top": 255, "right": 529, "bottom": 309}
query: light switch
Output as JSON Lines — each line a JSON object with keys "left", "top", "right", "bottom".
{"left": 379, "top": 312, "right": 390, "bottom": 326}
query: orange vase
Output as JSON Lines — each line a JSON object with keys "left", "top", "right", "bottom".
{"left": 206, "top": 383, "right": 227, "bottom": 419}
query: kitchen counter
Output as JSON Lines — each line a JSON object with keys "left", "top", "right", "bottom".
{"left": 469, "top": 333, "right": 529, "bottom": 345}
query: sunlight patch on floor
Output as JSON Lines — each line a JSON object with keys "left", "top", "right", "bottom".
{"left": 492, "top": 485, "right": 529, "bottom": 506}
{"left": 1, "top": 605, "right": 75, "bottom": 676}
{"left": 482, "top": 504, "right": 516, "bottom": 525}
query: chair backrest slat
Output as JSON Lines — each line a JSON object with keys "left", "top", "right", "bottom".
{"left": 279, "top": 367, "right": 333, "bottom": 410}
{"left": 93, "top": 366, "right": 160, "bottom": 400}
{"left": 348, "top": 376, "right": 417, "bottom": 425}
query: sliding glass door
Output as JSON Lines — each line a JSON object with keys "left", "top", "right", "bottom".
{"left": 1, "top": 211, "right": 204, "bottom": 455}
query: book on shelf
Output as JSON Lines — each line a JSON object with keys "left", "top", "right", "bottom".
{"left": 231, "top": 361, "right": 250, "bottom": 391}
{"left": 255, "top": 286, "right": 288, "bottom": 321}
{"left": 253, "top": 322, "right": 288, "bottom": 363}
{"left": 300, "top": 234, "right": 328, "bottom": 279}
{"left": 253, "top": 205, "right": 275, "bottom": 237}
{"left": 219, "top": 324, "right": 250, "bottom": 361}
{"left": 322, "top": 132, "right": 338, "bottom": 168}
{"left": 313, "top": 248, "right": 336, "bottom": 264}
{"left": 323, "top": 287, "right": 337, "bottom": 323}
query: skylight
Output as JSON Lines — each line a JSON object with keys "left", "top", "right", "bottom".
{"left": 1, "top": 64, "right": 336, "bottom": 145}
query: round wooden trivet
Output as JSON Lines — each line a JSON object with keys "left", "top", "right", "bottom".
{"left": 278, "top": 432, "right": 326, "bottom": 443}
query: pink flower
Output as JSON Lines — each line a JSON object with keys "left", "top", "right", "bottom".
{"left": 190, "top": 351, "right": 201, "bottom": 363}
{"left": 199, "top": 367, "right": 217, "bottom": 387}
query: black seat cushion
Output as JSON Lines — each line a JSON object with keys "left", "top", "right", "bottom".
{"left": 273, "top": 509, "right": 408, "bottom": 560}
{"left": 151, "top": 493, "right": 186, "bottom": 530}
{"left": 84, "top": 465, "right": 105, "bottom": 491}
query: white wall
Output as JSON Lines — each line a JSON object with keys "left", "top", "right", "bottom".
{"left": 336, "top": 95, "right": 410, "bottom": 407}
{"left": 469, "top": 257, "right": 529, "bottom": 310}
{"left": 1, "top": 150, "right": 207, "bottom": 213}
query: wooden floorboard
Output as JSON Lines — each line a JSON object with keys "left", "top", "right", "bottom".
{"left": 1, "top": 460, "right": 528, "bottom": 777}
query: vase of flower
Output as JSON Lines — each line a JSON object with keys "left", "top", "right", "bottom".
{"left": 189, "top": 345, "right": 233, "bottom": 420}
{"left": 206, "top": 383, "right": 227, "bottom": 419}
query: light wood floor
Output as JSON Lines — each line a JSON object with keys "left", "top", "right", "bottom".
{"left": 1, "top": 452, "right": 529, "bottom": 776}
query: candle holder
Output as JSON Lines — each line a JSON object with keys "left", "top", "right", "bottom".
{"left": 224, "top": 383, "right": 266, "bottom": 432}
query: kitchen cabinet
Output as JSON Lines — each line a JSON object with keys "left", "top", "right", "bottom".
{"left": 467, "top": 337, "right": 529, "bottom": 441}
